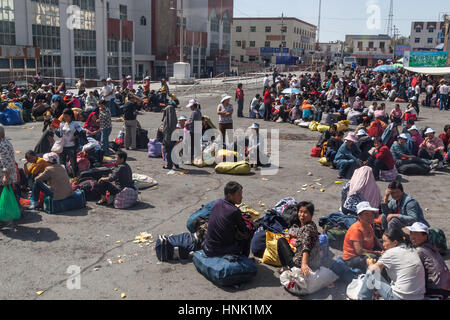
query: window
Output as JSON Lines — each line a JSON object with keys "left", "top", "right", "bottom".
{"left": 368, "top": 42, "right": 374, "bottom": 49}
{"left": 379, "top": 42, "right": 385, "bottom": 49}
{"left": 106, "top": 2, "right": 110, "bottom": 18}
{"left": 210, "top": 15, "right": 219, "bottom": 32}
{"left": 140, "top": 16, "right": 147, "bottom": 26}
{"left": 265, "top": 41, "right": 271, "bottom": 47}
{"left": 0, "top": 0, "right": 16, "bottom": 45}
{"left": 250, "top": 26, "right": 256, "bottom": 32}
{"left": 236, "top": 41, "right": 241, "bottom": 47}
{"left": 0, "top": 58, "right": 9, "bottom": 69}
{"left": 72, "top": 0, "right": 95, "bottom": 11}
{"left": 119, "top": 5, "right": 127, "bottom": 20}
{"left": 358, "top": 41, "right": 363, "bottom": 50}
{"left": 415, "top": 27, "right": 421, "bottom": 33}
{"left": 429, "top": 28, "right": 434, "bottom": 33}
{"left": 415, "top": 38, "right": 420, "bottom": 43}
{"left": 281, "top": 26, "right": 287, "bottom": 33}
{"left": 249, "top": 41, "right": 255, "bottom": 47}
{"left": 265, "top": 26, "right": 271, "bottom": 33}
{"left": 236, "top": 26, "right": 242, "bottom": 32}
{"left": 427, "top": 38, "right": 433, "bottom": 43}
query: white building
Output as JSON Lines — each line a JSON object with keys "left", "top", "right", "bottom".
{"left": 345, "top": 34, "right": 393, "bottom": 67}
{"left": 410, "top": 21, "right": 448, "bottom": 51}
{"left": 317, "top": 41, "right": 345, "bottom": 63}
{"left": 231, "top": 17, "right": 317, "bottom": 67}
{"left": 2, "top": 0, "right": 154, "bottom": 85}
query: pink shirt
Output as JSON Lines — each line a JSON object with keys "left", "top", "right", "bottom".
{"left": 411, "top": 134, "right": 424, "bottom": 147}
{"left": 420, "top": 137, "right": 444, "bottom": 156}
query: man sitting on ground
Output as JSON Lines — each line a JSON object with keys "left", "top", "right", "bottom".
{"left": 202, "top": 182, "right": 252, "bottom": 257}
{"left": 381, "top": 181, "right": 430, "bottom": 231}
{"left": 390, "top": 134, "right": 437, "bottom": 170}
{"left": 405, "top": 223, "right": 450, "bottom": 297}
{"left": 97, "top": 151, "right": 135, "bottom": 206}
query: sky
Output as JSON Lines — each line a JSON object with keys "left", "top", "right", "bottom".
{"left": 233, "top": 0, "right": 450, "bottom": 42}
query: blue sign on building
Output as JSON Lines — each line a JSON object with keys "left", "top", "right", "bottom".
{"left": 260, "top": 47, "right": 290, "bottom": 55}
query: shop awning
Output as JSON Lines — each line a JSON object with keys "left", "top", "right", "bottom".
{"left": 404, "top": 66, "right": 450, "bottom": 75}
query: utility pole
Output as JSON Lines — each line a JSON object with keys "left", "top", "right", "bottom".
{"left": 387, "top": 0, "right": 394, "bottom": 37}
{"left": 317, "top": 0, "right": 322, "bottom": 44}
{"left": 444, "top": 14, "right": 450, "bottom": 66}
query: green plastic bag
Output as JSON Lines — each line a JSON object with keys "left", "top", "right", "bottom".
{"left": 0, "top": 185, "right": 21, "bottom": 222}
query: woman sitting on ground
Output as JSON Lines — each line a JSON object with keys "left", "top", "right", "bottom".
{"left": 29, "top": 152, "right": 74, "bottom": 210}
{"left": 277, "top": 201, "right": 321, "bottom": 275}
{"left": 97, "top": 151, "right": 135, "bottom": 206}
{"left": 84, "top": 111, "right": 101, "bottom": 141}
{"left": 358, "top": 228, "right": 426, "bottom": 300}
{"left": 390, "top": 104, "right": 404, "bottom": 126}
{"left": 341, "top": 166, "right": 382, "bottom": 216}
{"left": 418, "top": 128, "right": 445, "bottom": 169}
{"left": 368, "top": 137, "right": 396, "bottom": 180}
{"left": 343, "top": 202, "right": 383, "bottom": 272}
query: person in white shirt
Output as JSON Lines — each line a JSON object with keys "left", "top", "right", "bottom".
{"left": 358, "top": 228, "right": 426, "bottom": 300}
{"left": 438, "top": 79, "right": 449, "bottom": 111}
{"left": 425, "top": 83, "right": 434, "bottom": 107}
{"left": 101, "top": 78, "right": 117, "bottom": 116}
{"left": 263, "top": 75, "right": 270, "bottom": 92}
{"left": 415, "top": 84, "right": 420, "bottom": 101}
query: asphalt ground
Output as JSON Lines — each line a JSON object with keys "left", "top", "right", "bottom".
{"left": 1, "top": 79, "right": 449, "bottom": 300}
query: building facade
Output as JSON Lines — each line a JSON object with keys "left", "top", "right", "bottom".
{"left": 410, "top": 21, "right": 448, "bottom": 51}
{"left": 2, "top": 0, "right": 154, "bottom": 85}
{"left": 316, "top": 41, "right": 345, "bottom": 63}
{"left": 231, "top": 17, "right": 317, "bottom": 67}
{"left": 152, "top": 0, "right": 233, "bottom": 80}
{"left": 345, "top": 34, "right": 393, "bottom": 67}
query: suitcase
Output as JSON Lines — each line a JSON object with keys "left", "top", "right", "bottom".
{"left": 192, "top": 250, "right": 258, "bottom": 287}
{"left": 186, "top": 200, "right": 218, "bottom": 233}
{"left": 44, "top": 190, "right": 87, "bottom": 214}
{"left": 155, "top": 232, "right": 200, "bottom": 262}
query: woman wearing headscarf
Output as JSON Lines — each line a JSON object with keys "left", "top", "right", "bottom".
{"left": 341, "top": 166, "right": 382, "bottom": 216}
{"left": 29, "top": 152, "right": 73, "bottom": 210}
{"left": 162, "top": 101, "right": 178, "bottom": 170}
{"left": 84, "top": 111, "right": 101, "bottom": 141}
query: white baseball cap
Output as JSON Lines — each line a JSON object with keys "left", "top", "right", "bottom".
{"left": 178, "top": 115, "right": 187, "bottom": 121}
{"left": 425, "top": 128, "right": 436, "bottom": 135}
{"left": 408, "top": 125, "right": 419, "bottom": 132}
{"left": 398, "top": 133, "right": 409, "bottom": 140}
{"left": 404, "top": 222, "right": 429, "bottom": 235}
{"left": 356, "top": 129, "right": 367, "bottom": 137}
{"left": 249, "top": 123, "right": 260, "bottom": 130}
{"left": 356, "top": 201, "right": 379, "bottom": 215}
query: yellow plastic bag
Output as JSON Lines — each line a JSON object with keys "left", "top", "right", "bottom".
{"left": 262, "top": 231, "right": 296, "bottom": 267}
{"left": 317, "top": 125, "right": 330, "bottom": 133}
{"left": 237, "top": 203, "right": 260, "bottom": 220}
{"left": 193, "top": 157, "right": 209, "bottom": 168}
{"left": 308, "top": 121, "right": 320, "bottom": 132}
{"left": 215, "top": 161, "right": 251, "bottom": 175}
{"left": 318, "top": 157, "right": 331, "bottom": 167}
{"left": 216, "top": 149, "right": 238, "bottom": 163}
{"left": 336, "top": 120, "right": 350, "bottom": 132}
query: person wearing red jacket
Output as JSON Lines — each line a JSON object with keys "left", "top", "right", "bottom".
{"left": 263, "top": 88, "right": 273, "bottom": 121}
{"left": 235, "top": 83, "right": 244, "bottom": 118}
{"left": 369, "top": 137, "right": 395, "bottom": 180}
{"left": 439, "top": 125, "right": 450, "bottom": 165}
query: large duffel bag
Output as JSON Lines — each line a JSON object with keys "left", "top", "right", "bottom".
{"left": 186, "top": 200, "right": 218, "bottom": 233}
{"left": 44, "top": 190, "right": 86, "bottom": 214}
{"left": 79, "top": 168, "right": 112, "bottom": 181}
{"left": 397, "top": 163, "right": 431, "bottom": 175}
{"left": 148, "top": 139, "right": 163, "bottom": 158}
{"left": 136, "top": 128, "right": 149, "bottom": 149}
{"left": 215, "top": 161, "right": 251, "bottom": 175}
{"left": 251, "top": 227, "right": 267, "bottom": 258}
{"left": 113, "top": 187, "right": 138, "bottom": 209}
{"left": 73, "top": 179, "right": 102, "bottom": 202}
{"left": 155, "top": 232, "right": 201, "bottom": 262}
{"left": 192, "top": 250, "right": 258, "bottom": 287}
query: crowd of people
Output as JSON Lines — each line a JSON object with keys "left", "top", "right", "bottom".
{"left": 0, "top": 65, "right": 449, "bottom": 300}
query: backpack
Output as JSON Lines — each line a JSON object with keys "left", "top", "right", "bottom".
{"left": 397, "top": 163, "right": 431, "bottom": 176}
{"left": 148, "top": 139, "right": 163, "bottom": 158}
{"left": 155, "top": 232, "right": 201, "bottom": 262}
{"left": 428, "top": 228, "right": 448, "bottom": 255}
{"left": 274, "top": 197, "right": 297, "bottom": 215}
{"left": 310, "top": 146, "right": 322, "bottom": 158}
{"left": 250, "top": 227, "right": 267, "bottom": 258}
{"left": 192, "top": 250, "right": 258, "bottom": 287}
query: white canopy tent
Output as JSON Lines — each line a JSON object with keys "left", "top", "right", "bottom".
{"left": 404, "top": 66, "right": 450, "bottom": 75}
